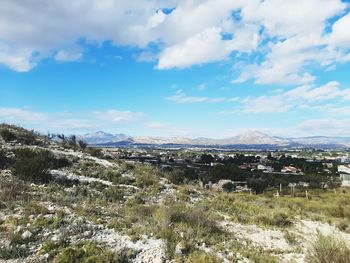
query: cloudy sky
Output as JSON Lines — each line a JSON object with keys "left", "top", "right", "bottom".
{"left": 1, "top": 0, "right": 350, "bottom": 138}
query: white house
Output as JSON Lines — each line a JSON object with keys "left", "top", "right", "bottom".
{"left": 257, "top": 164, "right": 274, "bottom": 172}
{"left": 338, "top": 165, "right": 350, "bottom": 187}
{"left": 341, "top": 157, "right": 350, "bottom": 164}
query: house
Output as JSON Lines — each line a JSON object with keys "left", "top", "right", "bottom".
{"left": 257, "top": 164, "right": 274, "bottom": 172}
{"left": 281, "top": 166, "right": 300, "bottom": 173}
{"left": 341, "top": 157, "right": 350, "bottom": 164}
{"left": 338, "top": 165, "right": 350, "bottom": 186}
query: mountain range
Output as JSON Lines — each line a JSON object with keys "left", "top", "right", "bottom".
{"left": 77, "top": 131, "right": 350, "bottom": 149}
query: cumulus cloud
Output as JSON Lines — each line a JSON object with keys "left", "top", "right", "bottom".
{"left": 157, "top": 27, "right": 233, "bottom": 69}
{"left": 0, "top": 0, "right": 349, "bottom": 86}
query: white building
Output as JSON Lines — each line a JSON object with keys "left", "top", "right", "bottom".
{"left": 341, "top": 157, "right": 350, "bottom": 164}
{"left": 338, "top": 165, "right": 350, "bottom": 187}
{"left": 257, "top": 164, "right": 274, "bottom": 172}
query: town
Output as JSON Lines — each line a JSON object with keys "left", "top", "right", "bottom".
{"left": 99, "top": 147, "right": 350, "bottom": 193}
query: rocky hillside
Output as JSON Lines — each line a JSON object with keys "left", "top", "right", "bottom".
{"left": 1, "top": 124, "right": 350, "bottom": 263}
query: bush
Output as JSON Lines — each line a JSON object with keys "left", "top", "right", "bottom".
{"left": 53, "top": 242, "right": 134, "bottom": 263}
{"left": 166, "top": 169, "right": 185, "bottom": 184}
{"left": 306, "top": 233, "right": 350, "bottom": 263}
{"left": 103, "top": 186, "right": 125, "bottom": 202}
{"left": 185, "top": 250, "right": 221, "bottom": 263}
{"left": 0, "top": 149, "right": 9, "bottom": 168}
{"left": 0, "top": 246, "right": 28, "bottom": 260}
{"left": 222, "top": 181, "right": 235, "bottom": 192}
{"left": 78, "top": 140, "right": 88, "bottom": 150}
{"left": 0, "top": 175, "right": 25, "bottom": 203}
{"left": 13, "top": 148, "right": 55, "bottom": 183}
{"left": 268, "top": 212, "right": 293, "bottom": 227}
{"left": 0, "top": 128, "right": 17, "bottom": 142}
{"left": 135, "top": 173, "right": 158, "bottom": 188}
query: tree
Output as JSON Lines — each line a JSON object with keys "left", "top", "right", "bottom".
{"left": 78, "top": 140, "right": 87, "bottom": 150}
{"left": 200, "top": 154, "right": 215, "bottom": 164}
{"left": 166, "top": 169, "right": 185, "bottom": 184}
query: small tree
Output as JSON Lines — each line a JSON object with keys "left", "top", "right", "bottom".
{"left": 78, "top": 140, "right": 88, "bottom": 150}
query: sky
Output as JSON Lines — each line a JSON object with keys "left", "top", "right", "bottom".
{"left": 1, "top": 0, "right": 350, "bottom": 138}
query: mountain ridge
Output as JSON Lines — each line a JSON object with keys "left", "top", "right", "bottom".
{"left": 78, "top": 130, "right": 350, "bottom": 148}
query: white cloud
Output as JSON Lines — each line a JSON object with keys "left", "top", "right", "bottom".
{"left": 241, "top": 95, "right": 292, "bottom": 113}
{"left": 0, "top": 43, "right": 35, "bottom": 71}
{"left": 0, "top": 108, "right": 47, "bottom": 122}
{"left": 243, "top": 0, "right": 346, "bottom": 37}
{"left": 0, "top": 0, "right": 349, "bottom": 87}
{"left": 167, "top": 90, "right": 240, "bottom": 104}
{"left": 298, "top": 118, "right": 350, "bottom": 136}
{"left": 328, "top": 13, "right": 350, "bottom": 47}
{"left": 219, "top": 81, "right": 350, "bottom": 114}
{"left": 93, "top": 110, "right": 142, "bottom": 123}
{"left": 0, "top": 108, "right": 144, "bottom": 132}
{"left": 55, "top": 49, "right": 82, "bottom": 62}
{"left": 285, "top": 81, "right": 343, "bottom": 101}
{"left": 157, "top": 27, "right": 233, "bottom": 69}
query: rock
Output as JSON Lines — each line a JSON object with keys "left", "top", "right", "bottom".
{"left": 51, "top": 234, "right": 60, "bottom": 242}
{"left": 175, "top": 241, "right": 187, "bottom": 255}
{"left": 15, "top": 225, "right": 23, "bottom": 234}
{"left": 22, "top": 230, "right": 32, "bottom": 239}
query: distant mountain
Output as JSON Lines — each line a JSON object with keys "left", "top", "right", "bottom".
{"left": 78, "top": 130, "right": 350, "bottom": 149}
{"left": 289, "top": 136, "right": 350, "bottom": 146}
{"left": 220, "top": 131, "right": 289, "bottom": 145}
{"left": 77, "top": 131, "right": 133, "bottom": 145}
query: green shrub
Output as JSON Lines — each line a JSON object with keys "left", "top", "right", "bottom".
{"left": 13, "top": 148, "right": 55, "bottom": 183}
{"left": 135, "top": 173, "right": 158, "bottom": 188}
{"left": 306, "top": 233, "right": 350, "bottom": 263}
{"left": 268, "top": 212, "right": 293, "bottom": 227}
{"left": 0, "top": 125, "right": 43, "bottom": 145}
{"left": 103, "top": 186, "right": 125, "bottom": 202}
{"left": 0, "top": 128, "right": 16, "bottom": 142}
{"left": 185, "top": 250, "right": 221, "bottom": 263}
{"left": 0, "top": 149, "right": 10, "bottom": 168}
{"left": 222, "top": 181, "right": 235, "bottom": 192}
{"left": 53, "top": 242, "right": 134, "bottom": 263}
{"left": 24, "top": 202, "right": 49, "bottom": 216}
{"left": 0, "top": 246, "right": 27, "bottom": 260}
{"left": 166, "top": 169, "right": 185, "bottom": 184}
{"left": 0, "top": 175, "right": 25, "bottom": 203}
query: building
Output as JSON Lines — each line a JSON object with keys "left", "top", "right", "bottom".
{"left": 338, "top": 165, "right": 350, "bottom": 186}
{"left": 257, "top": 164, "right": 274, "bottom": 172}
{"left": 281, "top": 166, "right": 300, "bottom": 173}
{"left": 341, "top": 157, "right": 350, "bottom": 164}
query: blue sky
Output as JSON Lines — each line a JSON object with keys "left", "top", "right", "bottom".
{"left": 1, "top": 0, "right": 350, "bottom": 138}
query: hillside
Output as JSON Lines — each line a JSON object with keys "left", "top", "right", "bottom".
{"left": 1, "top": 124, "right": 350, "bottom": 263}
